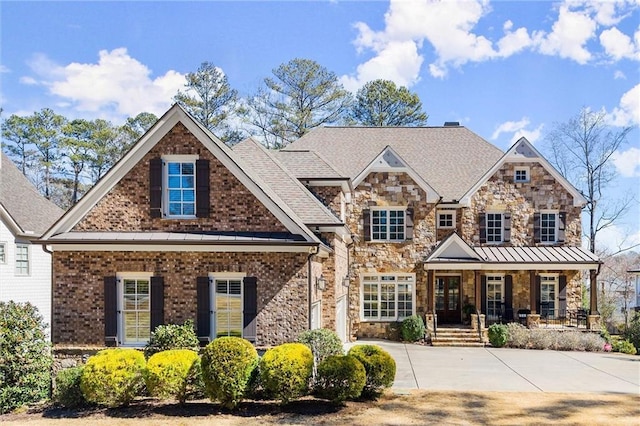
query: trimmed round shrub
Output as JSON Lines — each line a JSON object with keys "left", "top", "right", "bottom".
{"left": 612, "top": 339, "right": 637, "bottom": 355}
{"left": 201, "top": 337, "right": 259, "bottom": 409}
{"left": 53, "top": 367, "right": 87, "bottom": 408}
{"left": 0, "top": 301, "right": 52, "bottom": 414}
{"left": 624, "top": 312, "right": 640, "bottom": 352}
{"left": 401, "top": 315, "right": 425, "bottom": 342}
{"left": 259, "top": 342, "right": 313, "bottom": 404}
{"left": 347, "top": 345, "right": 395, "bottom": 398}
{"left": 488, "top": 324, "right": 508, "bottom": 348}
{"left": 144, "top": 320, "right": 200, "bottom": 358}
{"left": 144, "top": 349, "right": 201, "bottom": 404}
{"left": 80, "top": 348, "right": 146, "bottom": 407}
{"left": 315, "top": 355, "right": 366, "bottom": 404}
{"left": 296, "top": 328, "right": 344, "bottom": 365}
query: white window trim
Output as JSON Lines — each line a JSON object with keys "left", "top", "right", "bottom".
{"left": 539, "top": 273, "right": 559, "bottom": 314}
{"left": 360, "top": 273, "right": 416, "bottom": 322}
{"left": 486, "top": 211, "right": 504, "bottom": 244}
{"left": 162, "top": 154, "right": 199, "bottom": 219}
{"left": 209, "top": 272, "right": 246, "bottom": 339}
{"left": 0, "top": 242, "right": 7, "bottom": 264}
{"left": 514, "top": 166, "right": 530, "bottom": 183}
{"left": 437, "top": 210, "right": 456, "bottom": 229}
{"left": 485, "top": 274, "right": 505, "bottom": 318}
{"left": 539, "top": 210, "right": 559, "bottom": 244}
{"left": 370, "top": 207, "right": 407, "bottom": 242}
{"left": 116, "top": 272, "right": 153, "bottom": 347}
{"left": 15, "top": 243, "right": 30, "bottom": 276}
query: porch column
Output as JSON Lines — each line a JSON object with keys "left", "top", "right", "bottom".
{"left": 426, "top": 270, "right": 434, "bottom": 312}
{"left": 529, "top": 271, "right": 537, "bottom": 314}
{"left": 474, "top": 271, "right": 481, "bottom": 312}
{"left": 590, "top": 269, "right": 598, "bottom": 314}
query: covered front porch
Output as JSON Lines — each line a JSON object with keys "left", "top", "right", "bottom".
{"left": 422, "top": 233, "right": 602, "bottom": 331}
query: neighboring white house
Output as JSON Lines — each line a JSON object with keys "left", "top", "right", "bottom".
{"left": 0, "top": 152, "right": 64, "bottom": 337}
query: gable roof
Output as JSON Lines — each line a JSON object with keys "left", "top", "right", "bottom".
{"left": 232, "top": 138, "right": 342, "bottom": 226}
{"left": 0, "top": 153, "right": 64, "bottom": 237}
{"left": 459, "top": 137, "right": 587, "bottom": 207}
{"left": 274, "top": 150, "right": 346, "bottom": 180}
{"left": 284, "top": 126, "right": 503, "bottom": 201}
{"left": 41, "top": 105, "right": 323, "bottom": 247}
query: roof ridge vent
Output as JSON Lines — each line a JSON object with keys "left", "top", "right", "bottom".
{"left": 444, "top": 121, "right": 460, "bottom": 127}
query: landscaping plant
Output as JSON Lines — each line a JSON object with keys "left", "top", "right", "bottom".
{"left": 144, "top": 349, "right": 201, "bottom": 404}
{"left": 347, "top": 344, "right": 396, "bottom": 398}
{"left": 144, "top": 320, "right": 200, "bottom": 358}
{"left": 401, "top": 315, "right": 425, "bottom": 342}
{"left": 623, "top": 312, "right": 640, "bottom": 353}
{"left": 201, "top": 337, "right": 259, "bottom": 409}
{"left": 80, "top": 348, "right": 146, "bottom": 407}
{"left": 53, "top": 367, "right": 88, "bottom": 408}
{"left": 0, "top": 301, "right": 52, "bottom": 414}
{"left": 612, "top": 339, "right": 637, "bottom": 355}
{"left": 259, "top": 342, "right": 313, "bottom": 404}
{"left": 296, "top": 328, "right": 344, "bottom": 382}
{"left": 488, "top": 324, "right": 509, "bottom": 347}
{"left": 315, "top": 355, "right": 366, "bottom": 404}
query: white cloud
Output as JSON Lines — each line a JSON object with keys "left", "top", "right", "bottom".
{"left": 23, "top": 48, "right": 186, "bottom": 121}
{"left": 614, "top": 70, "right": 626, "bottom": 79}
{"left": 0, "top": 65, "right": 9, "bottom": 73}
{"left": 608, "top": 83, "right": 640, "bottom": 126}
{"left": 596, "top": 223, "right": 640, "bottom": 255}
{"left": 492, "top": 117, "right": 544, "bottom": 145}
{"left": 19, "top": 76, "right": 38, "bottom": 85}
{"left": 600, "top": 26, "right": 640, "bottom": 60}
{"left": 611, "top": 147, "right": 640, "bottom": 177}
{"left": 533, "top": 4, "right": 596, "bottom": 64}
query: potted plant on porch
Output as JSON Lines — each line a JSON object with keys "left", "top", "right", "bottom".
{"left": 462, "top": 304, "right": 476, "bottom": 325}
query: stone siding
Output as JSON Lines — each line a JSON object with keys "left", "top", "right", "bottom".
{"left": 73, "top": 122, "right": 287, "bottom": 233}
{"left": 52, "top": 251, "right": 311, "bottom": 347}
{"left": 309, "top": 186, "right": 343, "bottom": 220}
{"left": 463, "top": 162, "right": 581, "bottom": 246}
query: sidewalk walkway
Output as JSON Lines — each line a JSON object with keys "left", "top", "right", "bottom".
{"left": 347, "top": 340, "right": 640, "bottom": 394}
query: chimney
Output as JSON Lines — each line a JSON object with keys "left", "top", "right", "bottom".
{"left": 444, "top": 121, "right": 460, "bottom": 127}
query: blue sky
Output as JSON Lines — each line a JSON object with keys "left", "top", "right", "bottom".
{"left": 1, "top": 0, "right": 639, "bottom": 253}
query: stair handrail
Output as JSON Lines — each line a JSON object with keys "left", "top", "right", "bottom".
{"left": 475, "top": 308, "right": 482, "bottom": 342}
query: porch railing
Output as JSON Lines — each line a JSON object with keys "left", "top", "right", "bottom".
{"left": 485, "top": 306, "right": 589, "bottom": 329}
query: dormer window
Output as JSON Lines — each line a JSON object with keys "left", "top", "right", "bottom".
{"left": 514, "top": 166, "right": 530, "bottom": 183}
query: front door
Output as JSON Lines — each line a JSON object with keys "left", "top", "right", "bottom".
{"left": 435, "top": 276, "right": 461, "bottom": 323}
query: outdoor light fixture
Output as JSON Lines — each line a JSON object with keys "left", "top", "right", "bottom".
{"left": 342, "top": 275, "right": 350, "bottom": 287}
{"left": 316, "top": 276, "right": 326, "bottom": 291}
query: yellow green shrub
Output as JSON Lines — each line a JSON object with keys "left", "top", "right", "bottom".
{"left": 144, "top": 349, "right": 201, "bottom": 404}
{"left": 259, "top": 342, "right": 313, "bottom": 404}
{"left": 201, "top": 337, "right": 259, "bottom": 409}
{"left": 347, "top": 345, "right": 396, "bottom": 398}
{"left": 315, "top": 355, "right": 366, "bottom": 403}
{"left": 80, "top": 349, "right": 145, "bottom": 407}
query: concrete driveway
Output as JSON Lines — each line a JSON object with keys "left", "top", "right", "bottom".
{"left": 347, "top": 340, "right": 640, "bottom": 394}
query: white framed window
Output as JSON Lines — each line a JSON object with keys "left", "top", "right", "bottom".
{"left": 210, "top": 273, "right": 245, "bottom": 338}
{"left": 486, "top": 275, "right": 504, "bottom": 320}
{"left": 540, "top": 211, "right": 558, "bottom": 243}
{"left": 371, "top": 208, "right": 405, "bottom": 241}
{"left": 486, "top": 213, "right": 503, "bottom": 243}
{"left": 15, "top": 244, "right": 29, "bottom": 275}
{"left": 117, "top": 272, "right": 152, "bottom": 346}
{"left": 540, "top": 274, "right": 558, "bottom": 317}
{"left": 163, "top": 155, "right": 197, "bottom": 218}
{"left": 437, "top": 211, "right": 456, "bottom": 229}
{"left": 514, "top": 166, "right": 530, "bottom": 183}
{"left": 0, "top": 242, "right": 6, "bottom": 264}
{"left": 361, "top": 274, "right": 415, "bottom": 321}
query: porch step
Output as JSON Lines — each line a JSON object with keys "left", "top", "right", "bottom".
{"left": 430, "top": 327, "right": 485, "bottom": 347}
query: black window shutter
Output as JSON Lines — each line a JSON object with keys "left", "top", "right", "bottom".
{"left": 503, "top": 213, "right": 511, "bottom": 243}
{"left": 557, "top": 212, "right": 566, "bottom": 243}
{"left": 363, "top": 209, "right": 371, "bottom": 241}
{"left": 558, "top": 275, "right": 567, "bottom": 316}
{"left": 149, "top": 158, "right": 162, "bottom": 218}
{"left": 196, "top": 276, "right": 211, "bottom": 345}
{"left": 405, "top": 208, "right": 414, "bottom": 240}
{"left": 481, "top": 275, "right": 487, "bottom": 314}
{"left": 479, "top": 213, "right": 487, "bottom": 244}
{"left": 504, "top": 275, "right": 513, "bottom": 321}
{"left": 195, "top": 159, "right": 210, "bottom": 218}
{"left": 150, "top": 276, "right": 164, "bottom": 332}
{"left": 243, "top": 277, "right": 258, "bottom": 343}
{"left": 535, "top": 275, "right": 541, "bottom": 314}
{"left": 104, "top": 276, "right": 118, "bottom": 347}
{"left": 533, "top": 212, "right": 541, "bottom": 243}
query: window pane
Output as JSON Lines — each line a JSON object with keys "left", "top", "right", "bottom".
{"left": 168, "top": 176, "right": 180, "bottom": 188}
{"left": 169, "top": 190, "right": 182, "bottom": 201}
{"left": 183, "top": 203, "right": 195, "bottom": 216}
{"left": 181, "top": 163, "right": 194, "bottom": 175}
{"left": 183, "top": 190, "right": 195, "bottom": 202}
{"left": 182, "top": 176, "right": 194, "bottom": 188}
{"left": 167, "top": 162, "right": 180, "bottom": 174}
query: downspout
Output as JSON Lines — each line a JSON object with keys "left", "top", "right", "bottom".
{"left": 307, "top": 245, "right": 319, "bottom": 330}
{"left": 345, "top": 237, "right": 355, "bottom": 340}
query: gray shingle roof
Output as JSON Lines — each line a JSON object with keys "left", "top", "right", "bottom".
{"left": 233, "top": 138, "right": 342, "bottom": 225}
{"left": 284, "top": 126, "right": 504, "bottom": 201}
{"left": 0, "top": 153, "right": 64, "bottom": 236}
{"left": 274, "top": 150, "right": 346, "bottom": 179}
